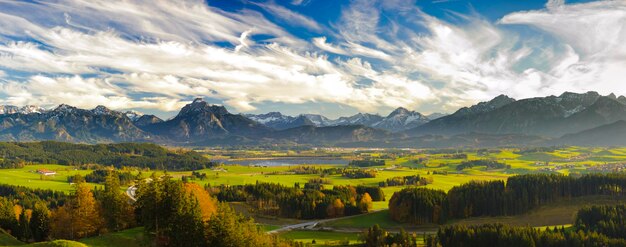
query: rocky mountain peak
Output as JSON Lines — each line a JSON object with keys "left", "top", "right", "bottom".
{"left": 92, "top": 105, "right": 113, "bottom": 115}
{"left": 53, "top": 104, "right": 78, "bottom": 113}
{"left": 125, "top": 110, "right": 143, "bottom": 121}
{"left": 455, "top": 94, "right": 515, "bottom": 116}
{"left": 489, "top": 94, "right": 516, "bottom": 106}
{"left": 177, "top": 99, "right": 229, "bottom": 117}
{"left": 608, "top": 93, "right": 617, "bottom": 99}
{"left": 388, "top": 107, "right": 411, "bottom": 117}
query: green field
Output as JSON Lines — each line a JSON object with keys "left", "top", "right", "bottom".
{"left": 78, "top": 228, "right": 147, "bottom": 247}
{"left": 279, "top": 230, "right": 361, "bottom": 246}
{"left": 2, "top": 146, "right": 626, "bottom": 246}
{"left": 0, "top": 165, "right": 97, "bottom": 193}
{"left": 0, "top": 229, "right": 23, "bottom": 246}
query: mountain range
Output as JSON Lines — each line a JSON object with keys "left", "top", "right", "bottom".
{"left": 245, "top": 106, "right": 430, "bottom": 132}
{"left": 1, "top": 91, "right": 626, "bottom": 147}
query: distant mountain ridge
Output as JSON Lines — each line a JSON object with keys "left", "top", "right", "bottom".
{"left": 409, "top": 91, "right": 626, "bottom": 137}
{"left": 0, "top": 105, "right": 46, "bottom": 115}
{"left": 0, "top": 104, "right": 153, "bottom": 143}
{"left": 3, "top": 91, "right": 626, "bottom": 147}
{"left": 246, "top": 107, "right": 432, "bottom": 132}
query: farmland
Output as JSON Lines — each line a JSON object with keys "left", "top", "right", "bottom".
{"left": 2, "top": 146, "right": 626, "bottom": 246}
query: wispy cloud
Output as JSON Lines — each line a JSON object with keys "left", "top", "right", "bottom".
{"left": 254, "top": 2, "right": 323, "bottom": 32}
{"left": 0, "top": 0, "right": 624, "bottom": 116}
{"left": 501, "top": 0, "right": 626, "bottom": 95}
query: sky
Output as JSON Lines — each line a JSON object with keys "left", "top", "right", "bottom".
{"left": 0, "top": 0, "right": 624, "bottom": 119}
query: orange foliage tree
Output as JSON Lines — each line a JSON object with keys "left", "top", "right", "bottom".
{"left": 183, "top": 183, "right": 217, "bottom": 222}
{"left": 50, "top": 182, "right": 103, "bottom": 239}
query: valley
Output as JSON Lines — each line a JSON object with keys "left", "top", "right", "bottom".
{"left": 0, "top": 144, "right": 625, "bottom": 246}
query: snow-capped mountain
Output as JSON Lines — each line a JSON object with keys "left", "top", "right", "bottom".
{"left": 371, "top": 107, "right": 430, "bottom": 132}
{"left": 249, "top": 108, "right": 430, "bottom": 132}
{"left": 125, "top": 110, "right": 144, "bottom": 121}
{"left": 332, "top": 113, "right": 384, "bottom": 126}
{"left": 301, "top": 114, "right": 333, "bottom": 126}
{"left": 245, "top": 112, "right": 315, "bottom": 130}
{"left": 0, "top": 105, "right": 47, "bottom": 115}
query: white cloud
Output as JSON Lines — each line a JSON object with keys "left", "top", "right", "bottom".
{"left": 546, "top": 0, "right": 565, "bottom": 9}
{"left": 0, "top": 75, "right": 189, "bottom": 111}
{"left": 255, "top": 2, "right": 323, "bottom": 32}
{"left": 313, "top": 37, "right": 349, "bottom": 55}
{"left": 501, "top": 0, "right": 626, "bottom": 96}
{"left": 0, "top": 0, "right": 624, "bottom": 117}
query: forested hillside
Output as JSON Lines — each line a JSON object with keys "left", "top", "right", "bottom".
{"left": 0, "top": 141, "right": 214, "bottom": 170}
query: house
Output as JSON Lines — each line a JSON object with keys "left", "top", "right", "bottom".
{"left": 36, "top": 169, "right": 57, "bottom": 176}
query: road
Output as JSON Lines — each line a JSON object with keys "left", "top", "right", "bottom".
{"left": 125, "top": 185, "right": 137, "bottom": 202}
{"left": 126, "top": 178, "right": 154, "bottom": 202}
{"left": 266, "top": 209, "right": 384, "bottom": 234}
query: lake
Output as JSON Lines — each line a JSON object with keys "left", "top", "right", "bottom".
{"left": 214, "top": 158, "right": 349, "bottom": 167}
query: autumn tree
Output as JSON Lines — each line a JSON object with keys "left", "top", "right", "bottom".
{"left": 326, "top": 198, "right": 345, "bottom": 218}
{"left": 51, "top": 182, "right": 102, "bottom": 239}
{"left": 0, "top": 197, "right": 18, "bottom": 235}
{"left": 358, "top": 193, "right": 373, "bottom": 213}
{"left": 183, "top": 183, "right": 217, "bottom": 222}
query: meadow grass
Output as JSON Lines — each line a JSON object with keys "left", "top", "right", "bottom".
{"left": 279, "top": 230, "right": 361, "bottom": 246}
{"left": 78, "top": 227, "right": 147, "bottom": 247}
{"left": 0, "top": 165, "right": 97, "bottom": 193}
{"left": 0, "top": 229, "right": 23, "bottom": 246}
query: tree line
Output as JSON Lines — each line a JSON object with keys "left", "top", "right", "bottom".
{"left": 575, "top": 204, "right": 626, "bottom": 239}
{"left": 389, "top": 173, "right": 626, "bottom": 224}
{"left": 456, "top": 159, "right": 508, "bottom": 170}
{"left": 0, "top": 173, "right": 290, "bottom": 246}
{"left": 349, "top": 160, "right": 385, "bottom": 167}
{"left": 0, "top": 141, "right": 215, "bottom": 170}
{"left": 361, "top": 224, "right": 421, "bottom": 247}
{"left": 427, "top": 224, "right": 626, "bottom": 247}
{"left": 379, "top": 175, "right": 433, "bottom": 187}
{"left": 209, "top": 182, "right": 383, "bottom": 219}
{"left": 428, "top": 204, "right": 626, "bottom": 246}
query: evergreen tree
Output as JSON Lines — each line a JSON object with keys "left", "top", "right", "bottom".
{"left": 362, "top": 224, "right": 386, "bottom": 247}
{"left": 101, "top": 172, "right": 134, "bottom": 231}
{"left": 166, "top": 194, "right": 205, "bottom": 247}
{"left": 29, "top": 202, "right": 50, "bottom": 242}
{"left": 17, "top": 209, "right": 31, "bottom": 242}
{"left": 205, "top": 203, "right": 280, "bottom": 247}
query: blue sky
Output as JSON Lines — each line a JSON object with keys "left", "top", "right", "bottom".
{"left": 0, "top": 0, "right": 624, "bottom": 119}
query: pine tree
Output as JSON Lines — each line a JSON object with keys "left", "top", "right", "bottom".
{"left": 101, "top": 172, "right": 134, "bottom": 231}
{"left": 166, "top": 194, "right": 205, "bottom": 247}
{"left": 29, "top": 202, "right": 50, "bottom": 242}
{"left": 17, "top": 209, "right": 31, "bottom": 242}
{"left": 205, "top": 203, "right": 279, "bottom": 247}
